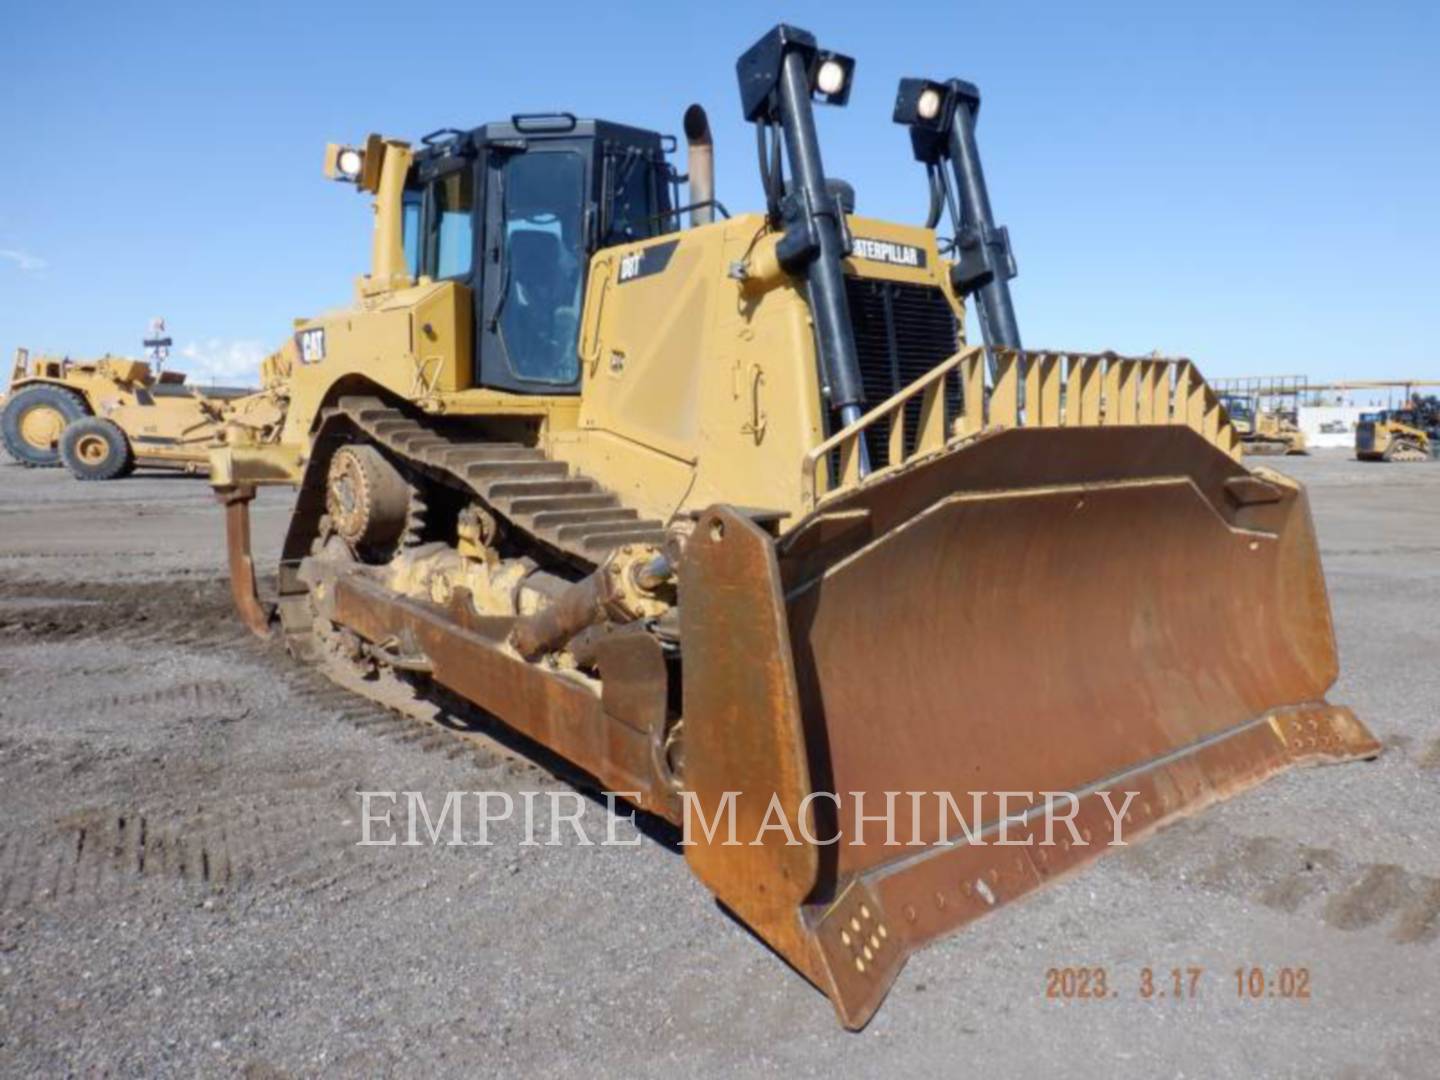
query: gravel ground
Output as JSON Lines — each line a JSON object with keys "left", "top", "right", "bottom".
{"left": 0, "top": 450, "right": 1436, "bottom": 1077}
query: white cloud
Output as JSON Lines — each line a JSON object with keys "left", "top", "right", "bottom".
{"left": 176, "top": 338, "right": 268, "bottom": 386}
{"left": 0, "top": 248, "right": 47, "bottom": 273}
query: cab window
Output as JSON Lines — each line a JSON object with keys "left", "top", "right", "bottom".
{"left": 401, "top": 190, "right": 422, "bottom": 278}
{"left": 499, "top": 152, "right": 585, "bottom": 384}
{"left": 1222, "top": 397, "right": 1253, "bottom": 422}
{"left": 605, "top": 152, "right": 658, "bottom": 246}
{"left": 431, "top": 169, "right": 474, "bottom": 279}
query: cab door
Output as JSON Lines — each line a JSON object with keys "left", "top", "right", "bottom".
{"left": 478, "top": 147, "right": 590, "bottom": 394}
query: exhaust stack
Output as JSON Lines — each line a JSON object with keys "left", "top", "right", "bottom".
{"left": 683, "top": 104, "right": 715, "bottom": 227}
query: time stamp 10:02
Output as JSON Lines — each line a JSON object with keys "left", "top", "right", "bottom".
{"left": 1045, "top": 966, "right": 1313, "bottom": 1002}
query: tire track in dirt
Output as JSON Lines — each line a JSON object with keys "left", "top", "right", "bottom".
{"left": 279, "top": 655, "right": 541, "bottom": 781}
{"left": 0, "top": 717, "right": 528, "bottom": 917}
{"left": 0, "top": 809, "right": 232, "bottom": 911}
{"left": 72, "top": 678, "right": 250, "bottom": 716}
{"left": 0, "top": 790, "right": 389, "bottom": 915}
{"left": 1364, "top": 732, "right": 1440, "bottom": 774}
{"left": 3, "top": 579, "right": 539, "bottom": 775}
{"left": 1119, "top": 821, "right": 1440, "bottom": 945}
{"left": 0, "top": 578, "right": 247, "bottom": 649}
{"left": 8, "top": 575, "right": 615, "bottom": 800}
{"left": 0, "top": 577, "right": 571, "bottom": 922}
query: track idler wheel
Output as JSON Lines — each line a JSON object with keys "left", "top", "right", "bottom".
{"left": 325, "top": 444, "right": 411, "bottom": 555}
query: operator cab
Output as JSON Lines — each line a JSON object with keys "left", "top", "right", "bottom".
{"left": 403, "top": 115, "right": 676, "bottom": 395}
{"left": 1219, "top": 394, "right": 1255, "bottom": 425}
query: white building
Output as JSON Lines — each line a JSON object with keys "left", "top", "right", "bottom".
{"left": 1297, "top": 405, "right": 1368, "bottom": 448}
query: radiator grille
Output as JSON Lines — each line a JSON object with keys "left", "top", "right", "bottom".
{"left": 842, "top": 276, "right": 961, "bottom": 467}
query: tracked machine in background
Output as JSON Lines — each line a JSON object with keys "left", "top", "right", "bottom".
{"left": 212, "top": 24, "right": 1377, "bottom": 1029}
{"left": 2, "top": 330, "right": 288, "bottom": 479}
{"left": 1218, "top": 392, "right": 1309, "bottom": 455}
{"left": 1356, "top": 396, "right": 1439, "bottom": 461}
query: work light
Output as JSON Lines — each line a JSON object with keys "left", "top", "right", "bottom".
{"left": 917, "top": 86, "right": 943, "bottom": 121}
{"left": 892, "top": 78, "right": 953, "bottom": 130}
{"left": 336, "top": 147, "right": 364, "bottom": 180}
{"left": 810, "top": 50, "right": 854, "bottom": 105}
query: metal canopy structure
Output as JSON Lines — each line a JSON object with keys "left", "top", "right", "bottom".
{"left": 1211, "top": 376, "right": 1440, "bottom": 409}
{"left": 1210, "top": 375, "right": 1308, "bottom": 416}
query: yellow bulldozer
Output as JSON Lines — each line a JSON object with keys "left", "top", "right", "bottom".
{"left": 2, "top": 340, "right": 289, "bottom": 480}
{"left": 211, "top": 24, "right": 1376, "bottom": 1028}
{"left": 1217, "top": 392, "right": 1308, "bottom": 455}
{"left": 1355, "top": 397, "right": 1438, "bottom": 461}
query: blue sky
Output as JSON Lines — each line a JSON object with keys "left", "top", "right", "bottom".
{"left": 1, "top": 0, "right": 1435, "bottom": 384}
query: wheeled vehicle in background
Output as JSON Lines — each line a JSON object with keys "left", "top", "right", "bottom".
{"left": 2, "top": 337, "right": 287, "bottom": 480}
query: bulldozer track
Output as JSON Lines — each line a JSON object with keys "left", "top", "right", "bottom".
{"left": 267, "top": 398, "right": 656, "bottom": 783}
{"left": 329, "top": 395, "right": 668, "bottom": 567}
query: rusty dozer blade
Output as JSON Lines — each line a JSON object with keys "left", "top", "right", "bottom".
{"left": 679, "top": 423, "right": 1378, "bottom": 1030}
